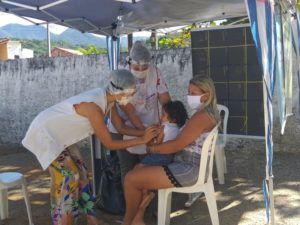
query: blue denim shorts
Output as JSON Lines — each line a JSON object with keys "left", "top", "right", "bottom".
{"left": 141, "top": 153, "right": 174, "bottom": 166}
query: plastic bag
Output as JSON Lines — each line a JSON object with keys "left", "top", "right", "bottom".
{"left": 95, "top": 150, "right": 125, "bottom": 215}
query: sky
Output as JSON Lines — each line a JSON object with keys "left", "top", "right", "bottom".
{"left": 0, "top": 12, "right": 152, "bottom": 37}
{"left": 0, "top": 12, "right": 68, "bottom": 34}
{"left": 0, "top": 11, "right": 224, "bottom": 38}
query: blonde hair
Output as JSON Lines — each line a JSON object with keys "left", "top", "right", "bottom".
{"left": 189, "top": 75, "right": 220, "bottom": 123}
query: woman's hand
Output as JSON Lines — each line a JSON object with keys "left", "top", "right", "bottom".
{"left": 146, "top": 145, "right": 154, "bottom": 154}
{"left": 142, "top": 125, "right": 160, "bottom": 144}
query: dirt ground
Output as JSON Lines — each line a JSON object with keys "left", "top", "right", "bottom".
{"left": 0, "top": 138, "right": 300, "bottom": 225}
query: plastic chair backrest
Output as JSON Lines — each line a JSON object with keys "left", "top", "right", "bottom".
{"left": 217, "top": 104, "right": 229, "bottom": 146}
{"left": 196, "top": 122, "right": 220, "bottom": 185}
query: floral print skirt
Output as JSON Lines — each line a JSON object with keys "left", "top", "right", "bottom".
{"left": 49, "top": 144, "right": 96, "bottom": 225}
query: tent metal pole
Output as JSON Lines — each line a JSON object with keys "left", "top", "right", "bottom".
{"left": 47, "top": 22, "right": 51, "bottom": 57}
{"left": 113, "top": 38, "right": 118, "bottom": 70}
{"left": 128, "top": 33, "right": 133, "bottom": 52}
{"left": 263, "top": 80, "right": 275, "bottom": 225}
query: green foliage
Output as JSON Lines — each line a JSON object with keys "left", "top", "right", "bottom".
{"left": 158, "top": 24, "right": 197, "bottom": 49}
{"left": 78, "top": 45, "right": 107, "bottom": 55}
{"left": 156, "top": 17, "right": 249, "bottom": 49}
{"left": 18, "top": 39, "right": 49, "bottom": 57}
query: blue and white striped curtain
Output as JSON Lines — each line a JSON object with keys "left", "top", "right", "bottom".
{"left": 245, "top": 0, "right": 297, "bottom": 224}
{"left": 296, "top": 1, "right": 300, "bottom": 115}
{"left": 278, "top": 2, "right": 294, "bottom": 133}
{"left": 245, "top": 0, "right": 276, "bottom": 224}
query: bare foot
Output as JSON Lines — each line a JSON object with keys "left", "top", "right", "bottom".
{"left": 87, "top": 215, "right": 108, "bottom": 225}
{"left": 139, "top": 191, "right": 155, "bottom": 209}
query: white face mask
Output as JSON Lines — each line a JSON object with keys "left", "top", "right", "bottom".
{"left": 187, "top": 94, "right": 205, "bottom": 110}
{"left": 117, "top": 95, "right": 133, "bottom": 106}
{"left": 131, "top": 69, "right": 149, "bottom": 79}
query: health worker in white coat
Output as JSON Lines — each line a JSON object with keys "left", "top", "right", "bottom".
{"left": 117, "top": 41, "right": 171, "bottom": 184}
{"left": 22, "top": 69, "right": 157, "bottom": 225}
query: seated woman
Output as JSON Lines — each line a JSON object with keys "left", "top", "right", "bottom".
{"left": 22, "top": 69, "right": 158, "bottom": 225}
{"left": 122, "top": 75, "right": 220, "bottom": 225}
{"left": 140, "top": 100, "right": 188, "bottom": 166}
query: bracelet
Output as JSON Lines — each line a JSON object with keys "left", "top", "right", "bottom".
{"left": 146, "top": 146, "right": 153, "bottom": 154}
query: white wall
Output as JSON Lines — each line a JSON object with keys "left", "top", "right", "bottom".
{"left": 21, "top": 48, "right": 34, "bottom": 58}
{"left": 7, "top": 41, "right": 22, "bottom": 59}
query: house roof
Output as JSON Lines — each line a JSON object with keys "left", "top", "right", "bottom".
{"left": 0, "top": 38, "right": 10, "bottom": 45}
{"left": 51, "top": 47, "right": 82, "bottom": 55}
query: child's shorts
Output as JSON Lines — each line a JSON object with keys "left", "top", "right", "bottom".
{"left": 141, "top": 153, "right": 174, "bottom": 166}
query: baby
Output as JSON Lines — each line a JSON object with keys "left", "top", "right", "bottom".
{"left": 141, "top": 100, "right": 188, "bottom": 166}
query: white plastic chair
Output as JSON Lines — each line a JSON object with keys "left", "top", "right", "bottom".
{"left": 215, "top": 104, "right": 229, "bottom": 185}
{"left": 157, "top": 123, "right": 220, "bottom": 225}
{"left": 185, "top": 105, "right": 229, "bottom": 207}
{"left": 0, "top": 172, "right": 34, "bottom": 225}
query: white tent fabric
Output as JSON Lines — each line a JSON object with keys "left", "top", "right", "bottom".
{"left": 0, "top": 0, "right": 247, "bottom": 35}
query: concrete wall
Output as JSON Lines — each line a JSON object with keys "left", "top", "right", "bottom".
{"left": 0, "top": 48, "right": 192, "bottom": 146}
{"left": 0, "top": 55, "right": 111, "bottom": 145}
{"left": 0, "top": 47, "right": 300, "bottom": 153}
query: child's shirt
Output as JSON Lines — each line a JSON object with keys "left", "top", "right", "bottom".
{"left": 162, "top": 122, "right": 180, "bottom": 142}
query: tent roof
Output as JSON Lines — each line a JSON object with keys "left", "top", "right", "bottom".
{"left": 0, "top": 0, "right": 247, "bottom": 36}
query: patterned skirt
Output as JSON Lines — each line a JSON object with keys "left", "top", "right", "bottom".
{"left": 163, "top": 150, "right": 200, "bottom": 187}
{"left": 49, "top": 144, "right": 96, "bottom": 225}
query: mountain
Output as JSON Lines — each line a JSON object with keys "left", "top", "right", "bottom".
{"left": 0, "top": 24, "right": 106, "bottom": 48}
{"left": 0, "top": 24, "right": 149, "bottom": 49}
{"left": 0, "top": 24, "right": 51, "bottom": 40}
{"left": 53, "top": 29, "right": 106, "bottom": 47}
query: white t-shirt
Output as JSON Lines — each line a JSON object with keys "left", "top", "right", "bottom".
{"left": 124, "top": 122, "right": 179, "bottom": 154}
{"left": 162, "top": 122, "right": 180, "bottom": 142}
{"left": 22, "top": 88, "right": 107, "bottom": 170}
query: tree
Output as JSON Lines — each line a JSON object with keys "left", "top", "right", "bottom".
{"left": 157, "top": 17, "right": 249, "bottom": 49}
{"left": 78, "top": 45, "right": 107, "bottom": 55}
{"left": 158, "top": 24, "right": 197, "bottom": 49}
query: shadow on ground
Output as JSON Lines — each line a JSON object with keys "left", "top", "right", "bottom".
{"left": 0, "top": 139, "right": 299, "bottom": 225}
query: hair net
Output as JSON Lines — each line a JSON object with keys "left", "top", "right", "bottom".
{"left": 129, "top": 41, "right": 151, "bottom": 64}
{"left": 106, "top": 69, "right": 136, "bottom": 94}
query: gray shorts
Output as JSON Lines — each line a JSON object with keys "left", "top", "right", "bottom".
{"left": 163, "top": 150, "right": 200, "bottom": 187}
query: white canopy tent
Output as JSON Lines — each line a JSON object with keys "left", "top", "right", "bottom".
{"left": 0, "top": 0, "right": 247, "bottom": 35}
